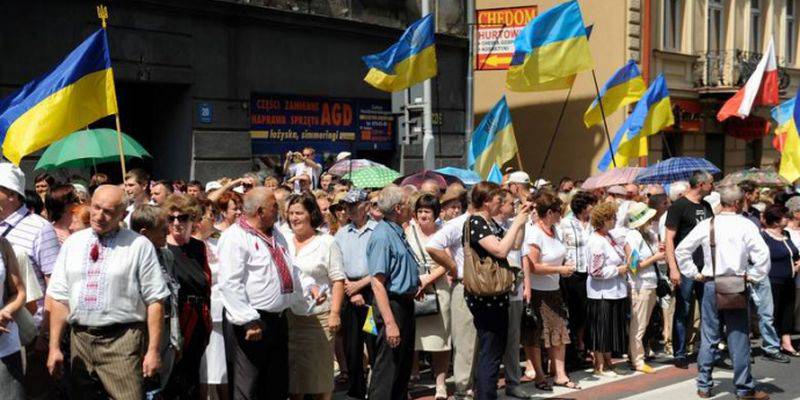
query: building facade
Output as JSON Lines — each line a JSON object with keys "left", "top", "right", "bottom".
{"left": 1, "top": 0, "right": 469, "bottom": 183}
{"left": 473, "top": 0, "right": 800, "bottom": 181}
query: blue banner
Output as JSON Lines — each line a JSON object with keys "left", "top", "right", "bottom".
{"left": 250, "top": 93, "right": 395, "bottom": 155}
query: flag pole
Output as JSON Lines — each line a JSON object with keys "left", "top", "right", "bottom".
{"left": 538, "top": 84, "right": 574, "bottom": 177}
{"left": 97, "top": 5, "right": 127, "bottom": 176}
{"left": 591, "top": 69, "right": 617, "bottom": 168}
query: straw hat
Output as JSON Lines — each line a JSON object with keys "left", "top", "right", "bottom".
{"left": 440, "top": 185, "right": 467, "bottom": 205}
{"left": 626, "top": 202, "right": 657, "bottom": 229}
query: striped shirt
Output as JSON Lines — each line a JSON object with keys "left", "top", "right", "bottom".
{"left": 0, "top": 205, "right": 60, "bottom": 325}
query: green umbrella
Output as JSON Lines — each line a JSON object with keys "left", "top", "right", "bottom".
{"left": 35, "top": 128, "right": 152, "bottom": 170}
{"left": 342, "top": 166, "right": 401, "bottom": 189}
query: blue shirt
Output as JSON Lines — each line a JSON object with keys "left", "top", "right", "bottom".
{"left": 335, "top": 220, "right": 377, "bottom": 279}
{"left": 366, "top": 220, "right": 420, "bottom": 296}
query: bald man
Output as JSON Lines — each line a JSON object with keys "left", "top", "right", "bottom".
{"left": 217, "top": 187, "right": 309, "bottom": 400}
{"left": 46, "top": 185, "right": 169, "bottom": 400}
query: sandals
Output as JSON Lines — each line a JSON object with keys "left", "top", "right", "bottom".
{"left": 781, "top": 348, "right": 800, "bottom": 357}
{"left": 534, "top": 379, "right": 553, "bottom": 392}
{"left": 553, "top": 380, "right": 582, "bottom": 390}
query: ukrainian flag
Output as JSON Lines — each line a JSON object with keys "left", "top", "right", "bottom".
{"left": 468, "top": 96, "right": 518, "bottom": 179}
{"left": 584, "top": 60, "right": 646, "bottom": 128}
{"left": 506, "top": 0, "right": 593, "bottom": 92}
{"left": 779, "top": 90, "right": 800, "bottom": 183}
{"left": 0, "top": 29, "right": 118, "bottom": 165}
{"left": 362, "top": 14, "right": 437, "bottom": 92}
{"left": 487, "top": 163, "right": 504, "bottom": 184}
{"left": 598, "top": 74, "right": 674, "bottom": 171}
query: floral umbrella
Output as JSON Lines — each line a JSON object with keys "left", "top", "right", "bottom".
{"left": 718, "top": 167, "right": 789, "bottom": 187}
{"left": 341, "top": 166, "right": 401, "bottom": 189}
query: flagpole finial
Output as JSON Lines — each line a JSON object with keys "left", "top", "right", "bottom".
{"left": 96, "top": 5, "right": 108, "bottom": 29}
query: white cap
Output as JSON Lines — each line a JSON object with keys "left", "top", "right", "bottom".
{"left": 0, "top": 163, "right": 25, "bottom": 197}
{"left": 507, "top": 171, "right": 531, "bottom": 185}
{"left": 533, "top": 178, "right": 551, "bottom": 189}
{"left": 205, "top": 181, "right": 222, "bottom": 193}
{"left": 336, "top": 151, "right": 352, "bottom": 162}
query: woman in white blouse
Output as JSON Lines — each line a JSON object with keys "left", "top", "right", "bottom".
{"left": 0, "top": 236, "right": 26, "bottom": 399}
{"left": 285, "top": 193, "right": 345, "bottom": 400}
{"left": 586, "top": 201, "right": 630, "bottom": 376}
{"left": 621, "top": 202, "right": 664, "bottom": 374}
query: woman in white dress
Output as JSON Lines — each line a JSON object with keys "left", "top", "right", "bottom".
{"left": 285, "top": 193, "right": 345, "bottom": 400}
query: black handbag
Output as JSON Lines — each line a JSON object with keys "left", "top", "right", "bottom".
{"left": 410, "top": 225, "right": 440, "bottom": 317}
{"left": 643, "top": 240, "right": 672, "bottom": 298}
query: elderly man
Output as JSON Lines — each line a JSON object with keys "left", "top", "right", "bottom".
{"left": 46, "top": 185, "right": 168, "bottom": 400}
{"left": 665, "top": 171, "right": 714, "bottom": 369}
{"left": 506, "top": 171, "right": 531, "bottom": 201}
{"left": 217, "top": 187, "right": 308, "bottom": 400}
{"left": 0, "top": 163, "right": 60, "bottom": 398}
{"left": 674, "top": 185, "right": 770, "bottom": 400}
{"left": 334, "top": 189, "right": 377, "bottom": 400}
{"left": 367, "top": 185, "right": 419, "bottom": 400}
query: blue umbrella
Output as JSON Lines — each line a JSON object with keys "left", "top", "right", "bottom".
{"left": 634, "top": 157, "right": 721, "bottom": 185}
{"left": 436, "top": 167, "right": 482, "bottom": 185}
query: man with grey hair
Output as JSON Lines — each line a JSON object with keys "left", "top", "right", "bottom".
{"left": 366, "top": 185, "right": 420, "bottom": 400}
{"left": 665, "top": 170, "right": 714, "bottom": 368}
{"left": 675, "top": 185, "right": 771, "bottom": 400}
{"left": 47, "top": 185, "right": 168, "bottom": 399}
{"left": 217, "top": 187, "right": 310, "bottom": 400}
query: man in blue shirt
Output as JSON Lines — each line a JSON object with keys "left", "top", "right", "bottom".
{"left": 366, "top": 185, "right": 419, "bottom": 400}
{"left": 335, "top": 189, "right": 377, "bottom": 400}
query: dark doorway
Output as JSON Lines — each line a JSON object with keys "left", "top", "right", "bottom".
{"left": 705, "top": 133, "right": 725, "bottom": 177}
{"left": 92, "top": 82, "right": 191, "bottom": 182}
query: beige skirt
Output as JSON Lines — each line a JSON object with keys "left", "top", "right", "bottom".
{"left": 415, "top": 276, "right": 452, "bottom": 352}
{"left": 287, "top": 311, "right": 334, "bottom": 394}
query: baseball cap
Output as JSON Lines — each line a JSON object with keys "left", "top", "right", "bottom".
{"left": 507, "top": 171, "right": 531, "bottom": 185}
{"left": 342, "top": 188, "right": 368, "bottom": 204}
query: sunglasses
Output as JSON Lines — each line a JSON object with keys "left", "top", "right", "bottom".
{"left": 168, "top": 214, "right": 191, "bottom": 223}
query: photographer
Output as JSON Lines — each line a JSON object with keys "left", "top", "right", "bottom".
{"left": 283, "top": 147, "right": 322, "bottom": 188}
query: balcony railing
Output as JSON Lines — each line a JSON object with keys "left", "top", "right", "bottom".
{"left": 694, "top": 50, "right": 790, "bottom": 90}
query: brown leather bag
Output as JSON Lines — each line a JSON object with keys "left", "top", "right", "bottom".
{"left": 462, "top": 216, "right": 516, "bottom": 296}
{"left": 709, "top": 217, "right": 748, "bottom": 310}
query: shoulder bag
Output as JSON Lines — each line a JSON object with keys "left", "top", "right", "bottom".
{"left": 710, "top": 217, "right": 748, "bottom": 310}
{"left": 641, "top": 239, "right": 672, "bottom": 298}
{"left": 410, "top": 225, "right": 440, "bottom": 317}
{"left": 462, "top": 216, "right": 515, "bottom": 296}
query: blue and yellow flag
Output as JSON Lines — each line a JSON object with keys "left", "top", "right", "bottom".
{"left": 0, "top": 29, "right": 118, "bottom": 165}
{"left": 506, "top": 0, "right": 593, "bottom": 92}
{"left": 362, "top": 305, "right": 378, "bottom": 336}
{"left": 362, "top": 14, "right": 437, "bottom": 92}
{"left": 584, "top": 60, "right": 646, "bottom": 128}
{"left": 486, "top": 163, "right": 504, "bottom": 184}
{"left": 779, "top": 90, "right": 800, "bottom": 183}
{"left": 468, "top": 96, "right": 518, "bottom": 179}
{"left": 598, "top": 74, "right": 674, "bottom": 171}
{"left": 772, "top": 97, "right": 795, "bottom": 136}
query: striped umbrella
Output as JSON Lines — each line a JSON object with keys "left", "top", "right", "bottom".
{"left": 634, "top": 157, "right": 721, "bottom": 185}
{"left": 581, "top": 167, "right": 643, "bottom": 190}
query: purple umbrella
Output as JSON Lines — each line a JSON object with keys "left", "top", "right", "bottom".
{"left": 327, "top": 159, "right": 386, "bottom": 176}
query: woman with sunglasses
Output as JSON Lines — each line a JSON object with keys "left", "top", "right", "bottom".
{"left": 162, "top": 194, "right": 212, "bottom": 399}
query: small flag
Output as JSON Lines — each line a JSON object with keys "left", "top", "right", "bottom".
{"left": 584, "top": 60, "right": 646, "bottom": 128}
{"left": 506, "top": 0, "right": 593, "bottom": 92}
{"left": 467, "top": 96, "right": 517, "bottom": 179}
{"left": 362, "top": 305, "right": 378, "bottom": 336}
{"left": 362, "top": 14, "right": 437, "bottom": 92}
{"left": 717, "top": 37, "right": 779, "bottom": 121}
{"left": 629, "top": 248, "right": 640, "bottom": 274}
{"left": 598, "top": 74, "right": 674, "bottom": 171}
{"left": 0, "top": 29, "right": 118, "bottom": 165}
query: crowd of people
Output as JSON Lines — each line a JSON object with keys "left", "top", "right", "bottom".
{"left": 0, "top": 147, "right": 795, "bottom": 400}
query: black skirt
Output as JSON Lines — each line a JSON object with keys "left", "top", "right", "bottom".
{"left": 586, "top": 298, "right": 628, "bottom": 353}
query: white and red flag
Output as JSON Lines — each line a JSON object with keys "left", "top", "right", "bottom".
{"left": 717, "top": 37, "right": 779, "bottom": 121}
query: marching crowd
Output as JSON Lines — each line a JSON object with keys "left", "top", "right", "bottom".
{"left": 0, "top": 148, "right": 795, "bottom": 400}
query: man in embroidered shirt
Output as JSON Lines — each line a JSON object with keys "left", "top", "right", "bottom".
{"left": 0, "top": 163, "right": 60, "bottom": 399}
{"left": 217, "top": 187, "right": 309, "bottom": 400}
{"left": 46, "top": 185, "right": 168, "bottom": 400}
{"left": 675, "top": 185, "right": 770, "bottom": 400}
{"left": 334, "top": 188, "right": 377, "bottom": 400}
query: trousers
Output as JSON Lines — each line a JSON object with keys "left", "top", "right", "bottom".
{"left": 369, "top": 297, "right": 415, "bottom": 400}
{"left": 223, "top": 310, "right": 288, "bottom": 400}
{"left": 341, "top": 289, "right": 376, "bottom": 399}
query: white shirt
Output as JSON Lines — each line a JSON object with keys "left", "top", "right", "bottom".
{"left": 47, "top": 228, "right": 169, "bottom": 326}
{"left": 615, "top": 200, "right": 631, "bottom": 229}
{"left": 523, "top": 223, "right": 565, "bottom": 291}
{"left": 205, "top": 235, "right": 224, "bottom": 323}
{"left": 284, "top": 232, "right": 345, "bottom": 315}
{"left": 217, "top": 223, "right": 310, "bottom": 325}
{"left": 501, "top": 220, "right": 523, "bottom": 301}
{"left": 623, "top": 228, "right": 658, "bottom": 290}
{"left": 427, "top": 213, "right": 470, "bottom": 279}
{"left": 786, "top": 227, "right": 800, "bottom": 288}
{"left": 674, "top": 212, "right": 770, "bottom": 281}
{"left": 587, "top": 231, "right": 628, "bottom": 299}
{"left": 559, "top": 216, "right": 593, "bottom": 273}
{"left": 0, "top": 244, "right": 20, "bottom": 358}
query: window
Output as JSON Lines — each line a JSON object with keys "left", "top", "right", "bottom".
{"left": 788, "top": 0, "right": 796, "bottom": 63}
{"left": 663, "top": 0, "right": 682, "bottom": 50}
{"left": 708, "top": 0, "right": 724, "bottom": 52}
{"left": 751, "top": 0, "right": 761, "bottom": 51}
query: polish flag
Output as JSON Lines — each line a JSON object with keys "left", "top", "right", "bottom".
{"left": 717, "top": 37, "right": 779, "bottom": 122}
